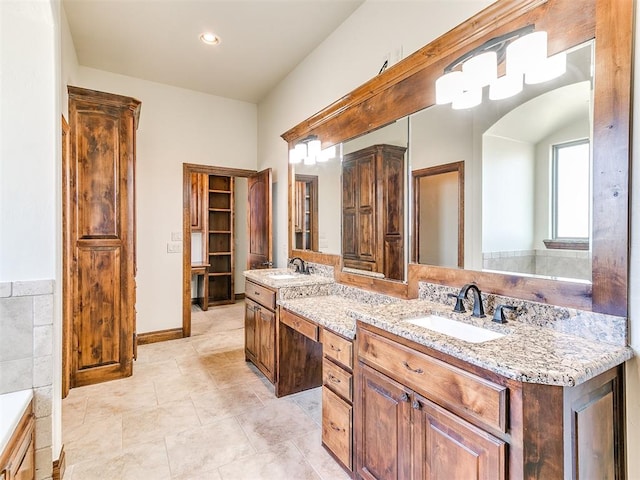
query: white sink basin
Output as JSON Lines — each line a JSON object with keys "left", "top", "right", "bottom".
{"left": 405, "top": 315, "right": 505, "bottom": 343}
{"left": 267, "top": 273, "right": 298, "bottom": 280}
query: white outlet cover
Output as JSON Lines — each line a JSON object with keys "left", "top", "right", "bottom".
{"left": 171, "top": 231, "right": 183, "bottom": 241}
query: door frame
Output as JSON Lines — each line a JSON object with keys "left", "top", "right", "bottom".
{"left": 412, "top": 161, "right": 465, "bottom": 268}
{"left": 182, "top": 163, "right": 257, "bottom": 337}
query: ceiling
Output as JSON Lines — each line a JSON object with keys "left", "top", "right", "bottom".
{"left": 63, "top": 0, "right": 364, "bottom": 104}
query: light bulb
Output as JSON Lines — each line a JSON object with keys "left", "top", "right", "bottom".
{"left": 435, "top": 71, "right": 464, "bottom": 105}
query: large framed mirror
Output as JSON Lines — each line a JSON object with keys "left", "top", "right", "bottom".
{"left": 283, "top": 0, "right": 631, "bottom": 316}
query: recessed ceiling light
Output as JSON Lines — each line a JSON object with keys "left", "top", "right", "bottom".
{"left": 200, "top": 32, "right": 220, "bottom": 45}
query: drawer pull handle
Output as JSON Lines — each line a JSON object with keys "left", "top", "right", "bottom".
{"left": 328, "top": 374, "right": 341, "bottom": 384}
{"left": 402, "top": 361, "right": 424, "bottom": 374}
{"left": 330, "top": 344, "right": 341, "bottom": 352}
{"left": 254, "top": 291, "right": 261, "bottom": 296}
{"left": 412, "top": 399, "right": 421, "bottom": 410}
{"left": 400, "top": 392, "right": 409, "bottom": 402}
{"left": 329, "top": 421, "right": 343, "bottom": 432}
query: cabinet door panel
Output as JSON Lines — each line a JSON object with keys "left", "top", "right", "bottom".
{"left": 415, "top": 395, "right": 506, "bottom": 480}
{"left": 244, "top": 298, "right": 258, "bottom": 359}
{"left": 258, "top": 307, "right": 276, "bottom": 378}
{"left": 356, "top": 363, "right": 411, "bottom": 480}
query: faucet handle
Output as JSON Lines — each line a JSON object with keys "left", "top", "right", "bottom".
{"left": 492, "top": 304, "right": 518, "bottom": 324}
{"left": 447, "top": 293, "right": 466, "bottom": 313}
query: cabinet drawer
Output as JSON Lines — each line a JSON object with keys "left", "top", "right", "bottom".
{"left": 322, "top": 387, "right": 353, "bottom": 471}
{"left": 245, "top": 280, "right": 276, "bottom": 310}
{"left": 281, "top": 309, "right": 318, "bottom": 341}
{"left": 321, "top": 328, "right": 353, "bottom": 370}
{"left": 323, "top": 358, "right": 353, "bottom": 402}
{"left": 358, "top": 328, "right": 508, "bottom": 433}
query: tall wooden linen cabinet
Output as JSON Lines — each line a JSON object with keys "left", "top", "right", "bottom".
{"left": 342, "top": 144, "right": 406, "bottom": 280}
{"left": 66, "top": 86, "right": 141, "bottom": 387}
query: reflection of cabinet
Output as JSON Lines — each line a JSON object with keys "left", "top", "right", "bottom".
{"left": 207, "top": 175, "right": 234, "bottom": 306}
{"left": 342, "top": 144, "right": 406, "bottom": 280}
{"left": 244, "top": 280, "right": 276, "bottom": 382}
{"left": 294, "top": 175, "right": 318, "bottom": 251}
{"left": 0, "top": 401, "right": 35, "bottom": 480}
{"left": 355, "top": 324, "right": 625, "bottom": 479}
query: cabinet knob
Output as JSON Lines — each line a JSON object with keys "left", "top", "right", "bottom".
{"left": 400, "top": 392, "right": 409, "bottom": 402}
{"left": 412, "top": 399, "right": 421, "bottom": 410}
{"left": 328, "top": 374, "right": 341, "bottom": 384}
{"left": 330, "top": 344, "right": 342, "bottom": 353}
{"left": 329, "top": 421, "right": 343, "bottom": 432}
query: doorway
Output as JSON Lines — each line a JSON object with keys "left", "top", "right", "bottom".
{"left": 182, "top": 164, "right": 269, "bottom": 337}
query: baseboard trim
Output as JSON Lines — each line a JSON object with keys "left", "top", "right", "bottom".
{"left": 137, "top": 328, "right": 184, "bottom": 345}
{"left": 53, "top": 445, "right": 65, "bottom": 480}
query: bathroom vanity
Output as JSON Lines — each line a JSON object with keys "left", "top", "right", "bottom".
{"left": 0, "top": 390, "right": 35, "bottom": 480}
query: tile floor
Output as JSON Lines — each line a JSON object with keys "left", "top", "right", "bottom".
{"left": 62, "top": 301, "right": 351, "bottom": 480}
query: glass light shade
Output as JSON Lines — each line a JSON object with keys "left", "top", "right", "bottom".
{"left": 303, "top": 154, "right": 316, "bottom": 166}
{"left": 462, "top": 51, "right": 497, "bottom": 89}
{"left": 318, "top": 145, "right": 336, "bottom": 162}
{"left": 452, "top": 88, "right": 482, "bottom": 110}
{"left": 435, "top": 71, "right": 464, "bottom": 104}
{"left": 289, "top": 145, "right": 302, "bottom": 164}
{"left": 307, "top": 139, "right": 321, "bottom": 158}
{"left": 489, "top": 73, "right": 523, "bottom": 100}
{"left": 506, "top": 31, "right": 548, "bottom": 76}
{"left": 525, "top": 51, "right": 567, "bottom": 84}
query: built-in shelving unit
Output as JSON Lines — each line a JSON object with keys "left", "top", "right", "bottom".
{"left": 207, "top": 175, "right": 235, "bottom": 305}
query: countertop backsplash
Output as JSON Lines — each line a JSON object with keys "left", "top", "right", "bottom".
{"left": 418, "top": 281, "right": 627, "bottom": 347}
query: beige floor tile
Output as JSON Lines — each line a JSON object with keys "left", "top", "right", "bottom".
{"left": 82, "top": 379, "right": 158, "bottom": 423}
{"left": 63, "top": 414, "right": 123, "bottom": 466}
{"left": 237, "top": 398, "right": 320, "bottom": 452}
{"left": 69, "top": 440, "right": 171, "bottom": 480}
{"left": 61, "top": 395, "right": 86, "bottom": 432}
{"left": 191, "top": 383, "right": 263, "bottom": 424}
{"left": 191, "top": 329, "right": 245, "bottom": 355}
{"left": 207, "top": 359, "right": 264, "bottom": 387}
{"left": 121, "top": 399, "right": 201, "bottom": 448}
{"left": 291, "top": 387, "right": 323, "bottom": 426}
{"left": 246, "top": 377, "right": 277, "bottom": 404}
{"left": 154, "top": 372, "right": 217, "bottom": 404}
{"left": 135, "top": 338, "right": 198, "bottom": 364}
{"left": 218, "top": 441, "right": 321, "bottom": 480}
{"left": 165, "top": 417, "right": 255, "bottom": 478}
{"left": 292, "top": 429, "right": 352, "bottom": 480}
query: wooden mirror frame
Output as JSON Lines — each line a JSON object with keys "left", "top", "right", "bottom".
{"left": 282, "top": 0, "right": 632, "bottom": 316}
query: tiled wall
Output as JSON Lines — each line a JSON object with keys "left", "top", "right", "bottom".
{"left": 0, "top": 280, "right": 54, "bottom": 480}
{"left": 483, "top": 249, "right": 591, "bottom": 281}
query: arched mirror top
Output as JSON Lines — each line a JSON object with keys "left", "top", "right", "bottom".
{"left": 282, "top": 0, "right": 632, "bottom": 316}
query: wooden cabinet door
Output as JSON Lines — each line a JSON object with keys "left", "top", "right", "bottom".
{"left": 67, "top": 87, "right": 140, "bottom": 387}
{"left": 356, "top": 363, "right": 412, "bottom": 480}
{"left": 244, "top": 298, "right": 258, "bottom": 359}
{"left": 248, "top": 169, "right": 272, "bottom": 269}
{"left": 342, "top": 159, "right": 357, "bottom": 258}
{"left": 190, "top": 173, "right": 206, "bottom": 231}
{"left": 356, "top": 154, "right": 376, "bottom": 261}
{"left": 257, "top": 307, "right": 276, "bottom": 380}
{"left": 413, "top": 394, "right": 506, "bottom": 480}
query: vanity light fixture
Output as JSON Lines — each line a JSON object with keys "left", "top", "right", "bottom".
{"left": 289, "top": 135, "right": 322, "bottom": 164}
{"left": 436, "top": 26, "right": 567, "bottom": 109}
{"left": 200, "top": 32, "right": 221, "bottom": 45}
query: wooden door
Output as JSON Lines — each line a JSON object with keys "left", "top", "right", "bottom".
{"left": 413, "top": 394, "right": 506, "bottom": 480}
{"left": 342, "top": 159, "right": 357, "bottom": 258}
{"left": 247, "top": 169, "right": 272, "bottom": 269}
{"left": 67, "top": 86, "right": 141, "bottom": 387}
{"left": 356, "top": 363, "right": 412, "bottom": 480}
{"left": 356, "top": 154, "right": 376, "bottom": 262}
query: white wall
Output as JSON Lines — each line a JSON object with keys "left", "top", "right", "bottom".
{"left": 257, "top": 1, "right": 494, "bottom": 267}
{"left": 70, "top": 67, "right": 257, "bottom": 334}
{"left": 482, "top": 135, "right": 534, "bottom": 252}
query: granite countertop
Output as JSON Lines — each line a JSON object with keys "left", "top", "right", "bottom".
{"left": 0, "top": 389, "right": 32, "bottom": 454}
{"left": 243, "top": 268, "right": 335, "bottom": 290}
{"left": 348, "top": 299, "right": 633, "bottom": 387}
{"left": 279, "top": 295, "right": 359, "bottom": 339}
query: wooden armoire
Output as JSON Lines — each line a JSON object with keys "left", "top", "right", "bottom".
{"left": 342, "top": 144, "right": 406, "bottom": 280}
{"left": 65, "top": 86, "right": 141, "bottom": 388}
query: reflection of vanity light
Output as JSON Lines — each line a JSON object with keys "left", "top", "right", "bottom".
{"left": 317, "top": 145, "right": 336, "bottom": 162}
{"left": 436, "top": 29, "right": 566, "bottom": 108}
{"left": 289, "top": 135, "right": 321, "bottom": 164}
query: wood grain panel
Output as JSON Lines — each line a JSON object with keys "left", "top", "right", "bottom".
{"left": 76, "top": 246, "right": 121, "bottom": 369}
{"left": 76, "top": 110, "right": 120, "bottom": 238}
{"left": 322, "top": 387, "right": 353, "bottom": 470}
